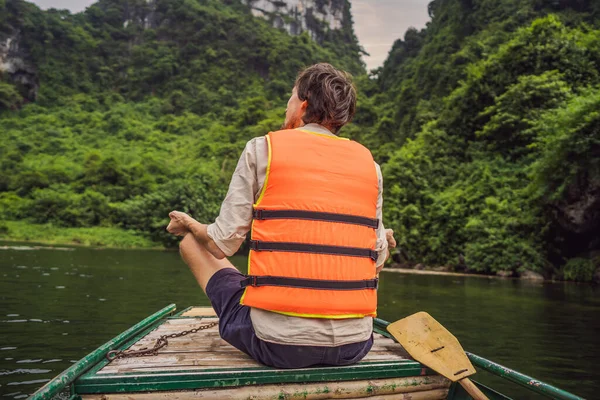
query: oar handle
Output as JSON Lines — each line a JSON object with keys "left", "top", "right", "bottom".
{"left": 459, "top": 377, "right": 489, "bottom": 400}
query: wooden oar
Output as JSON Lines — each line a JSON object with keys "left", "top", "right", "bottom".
{"left": 387, "top": 312, "right": 489, "bottom": 400}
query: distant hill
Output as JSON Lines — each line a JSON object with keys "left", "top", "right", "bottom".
{"left": 0, "top": 0, "right": 363, "bottom": 246}
{"left": 364, "top": 0, "right": 600, "bottom": 280}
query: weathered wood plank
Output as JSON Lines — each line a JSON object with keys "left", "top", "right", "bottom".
{"left": 81, "top": 376, "right": 450, "bottom": 399}
{"left": 162, "top": 317, "right": 218, "bottom": 326}
{"left": 132, "top": 335, "right": 401, "bottom": 352}
{"left": 129, "top": 337, "right": 403, "bottom": 355}
{"left": 98, "top": 309, "right": 413, "bottom": 377}
{"left": 123, "top": 324, "right": 406, "bottom": 358}
{"left": 180, "top": 307, "right": 217, "bottom": 317}
{"left": 101, "top": 351, "right": 410, "bottom": 377}
{"left": 100, "top": 351, "right": 410, "bottom": 374}
{"left": 128, "top": 336, "right": 228, "bottom": 350}
{"left": 100, "top": 363, "right": 261, "bottom": 373}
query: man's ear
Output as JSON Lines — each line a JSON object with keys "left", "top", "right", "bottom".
{"left": 300, "top": 99, "right": 308, "bottom": 112}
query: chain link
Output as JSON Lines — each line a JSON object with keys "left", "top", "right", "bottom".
{"left": 106, "top": 320, "right": 219, "bottom": 361}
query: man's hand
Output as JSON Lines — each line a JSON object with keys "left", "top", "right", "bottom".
{"left": 386, "top": 229, "right": 396, "bottom": 250}
{"left": 168, "top": 211, "right": 226, "bottom": 260}
{"left": 167, "top": 211, "right": 193, "bottom": 236}
{"left": 377, "top": 229, "right": 397, "bottom": 275}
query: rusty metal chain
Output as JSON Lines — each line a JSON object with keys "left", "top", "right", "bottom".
{"left": 106, "top": 320, "right": 218, "bottom": 361}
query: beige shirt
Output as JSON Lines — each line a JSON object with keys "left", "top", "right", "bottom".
{"left": 207, "top": 124, "right": 387, "bottom": 346}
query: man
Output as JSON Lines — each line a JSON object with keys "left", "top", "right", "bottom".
{"left": 167, "top": 63, "right": 395, "bottom": 369}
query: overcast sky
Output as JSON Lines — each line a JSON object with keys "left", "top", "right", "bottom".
{"left": 351, "top": 0, "right": 430, "bottom": 70}
{"left": 29, "top": 0, "right": 431, "bottom": 70}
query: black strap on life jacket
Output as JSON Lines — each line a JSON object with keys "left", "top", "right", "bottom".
{"left": 253, "top": 209, "right": 379, "bottom": 229}
{"left": 240, "top": 275, "right": 378, "bottom": 290}
{"left": 249, "top": 240, "right": 378, "bottom": 261}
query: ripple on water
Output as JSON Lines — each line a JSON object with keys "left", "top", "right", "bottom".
{"left": 6, "top": 314, "right": 19, "bottom": 317}
{"left": 4, "top": 320, "right": 28, "bottom": 323}
{"left": 0, "top": 347, "right": 17, "bottom": 351}
{"left": 55, "top": 286, "right": 65, "bottom": 289}
{"left": 42, "top": 359, "right": 61, "bottom": 364}
{"left": 0, "top": 368, "right": 51, "bottom": 376}
{"left": 7, "top": 378, "right": 50, "bottom": 386}
{"left": 15, "top": 359, "right": 42, "bottom": 364}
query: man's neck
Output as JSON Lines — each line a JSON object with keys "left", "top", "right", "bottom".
{"left": 296, "top": 123, "right": 335, "bottom": 136}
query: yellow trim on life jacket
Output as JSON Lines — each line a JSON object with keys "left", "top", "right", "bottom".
{"left": 241, "top": 134, "right": 273, "bottom": 307}
{"left": 272, "top": 310, "right": 376, "bottom": 319}
{"left": 297, "top": 129, "right": 350, "bottom": 140}
{"left": 254, "top": 134, "right": 272, "bottom": 207}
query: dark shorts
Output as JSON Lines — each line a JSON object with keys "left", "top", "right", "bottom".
{"left": 205, "top": 268, "right": 373, "bottom": 369}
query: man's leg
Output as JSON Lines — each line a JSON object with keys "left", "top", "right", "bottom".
{"left": 179, "top": 233, "right": 237, "bottom": 292}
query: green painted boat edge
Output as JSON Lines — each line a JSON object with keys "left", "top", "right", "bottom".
{"left": 448, "top": 380, "right": 513, "bottom": 400}
{"left": 79, "top": 317, "right": 170, "bottom": 378}
{"left": 467, "top": 352, "right": 585, "bottom": 400}
{"left": 373, "top": 317, "right": 394, "bottom": 339}
{"left": 82, "top": 308, "right": 212, "bottom": 377}
{"left": 167, "top": 315, "right": 219, "bottom": 320}
{"left": 82, "top": 360, "right": 425, "bottom": 378}
{"left": 171, "top": 305, "right": 194, "bottom": 317}
{"left": 28, "top": 304, "right": 177, "bottom": 400}
{"left": 31, "top": 305, "right": 585, "bottom": 400}
{"left": 75, "top": 360, "right": 435, "bottom": 394}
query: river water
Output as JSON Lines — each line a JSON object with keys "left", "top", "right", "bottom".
{"left": 0, "top": 242, "right": 598, "bottom": 399}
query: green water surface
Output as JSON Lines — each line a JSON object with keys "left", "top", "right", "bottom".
{"left": 0, "top": 242, "right": 598, "bottom": 399}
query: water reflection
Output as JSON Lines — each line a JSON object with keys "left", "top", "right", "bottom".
{"left": 0, "top": 241, "right": 598, "bottom": 399}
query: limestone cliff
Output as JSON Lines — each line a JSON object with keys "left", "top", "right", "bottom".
{"left": 243, "top": 0, "right": 350, "bottom": 42}
{"left": 0, "top": 29, "right": 38, "bottom": 103}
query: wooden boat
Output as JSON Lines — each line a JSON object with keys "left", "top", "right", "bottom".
{"left": 30, "top": 304, "right": 583, "bottom": 400}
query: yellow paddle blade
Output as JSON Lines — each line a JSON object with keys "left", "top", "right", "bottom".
{"left": 387, "top": 311, "right": 476, "bottom": 382}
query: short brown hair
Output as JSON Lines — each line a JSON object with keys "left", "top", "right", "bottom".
{"left": 295, "top": 63, "right": 357, "bottom": 134}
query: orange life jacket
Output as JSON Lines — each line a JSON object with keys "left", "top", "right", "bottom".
{"left": 239, "top": 129, "right": 379, "bottom": 319}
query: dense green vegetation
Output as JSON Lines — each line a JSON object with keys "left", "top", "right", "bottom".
{"left": 371, "top": 2, "right": 600, "bottom": 279}
{"left": 0, "top": 0, "right": 363, "bottom": 247}
{"left": 1, "top": 0, "right": 598, "bottom": 280}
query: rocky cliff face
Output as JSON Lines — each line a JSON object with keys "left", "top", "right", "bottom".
{"left": 0, "top": 30, "right": 38, "bottom": 102}
{"left": 243, "top": 0, "right": 347, "bottom": 42}
{"left": 0, "top": 0, "right": 358, "bottom": 108}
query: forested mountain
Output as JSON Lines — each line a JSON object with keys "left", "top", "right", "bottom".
{"left": 0, "top": 0, "right": 598, "bottom": 280}
{"left": 0, "top": 0, "right": 363, "bottom": 246}
{"left": 365, "top": 0, "right": 600, "bottom": 281}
